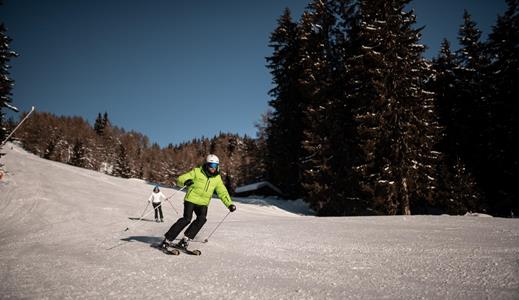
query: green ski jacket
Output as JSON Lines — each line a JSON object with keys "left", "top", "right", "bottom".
{"left": 177, "top": 166, "right": 233, "bottom": 208}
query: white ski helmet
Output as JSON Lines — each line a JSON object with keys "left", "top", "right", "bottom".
{"left": 206, "top": 154, "right": 219, "bottom": 164}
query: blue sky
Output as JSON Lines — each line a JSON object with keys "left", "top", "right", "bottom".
{"left": 1, "top": 0, "right": 507, "bottom": 147}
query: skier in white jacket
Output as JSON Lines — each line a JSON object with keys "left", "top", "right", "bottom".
{"left": 149, "top": 185, "right": 166, "bottom": 222}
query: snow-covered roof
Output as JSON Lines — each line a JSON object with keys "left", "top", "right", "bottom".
{"left": 235, "top": 181, "right": 282, "bottom": 194}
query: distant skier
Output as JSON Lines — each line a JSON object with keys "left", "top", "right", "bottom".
{"left": 149, "top": 185, "right": 166, "bottom": 222}
{"left": 161, "top": 154, "right": 236, "bottom": 250}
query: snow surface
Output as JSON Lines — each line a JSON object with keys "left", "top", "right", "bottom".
{"left": 1, "top": 142, "right": 519, "bottom": 299}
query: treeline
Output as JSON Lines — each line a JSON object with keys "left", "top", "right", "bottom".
{"left": 11, "top": 111, "right": 264, "bottom": 192}
{"left": 264, "top": 0, "right": 518, "bottom": 216}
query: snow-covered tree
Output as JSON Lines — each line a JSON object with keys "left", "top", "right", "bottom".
{"left": 0, "top": 19, "right": 18, "bottom": 144}
{"left": 454, "top": 10, "right": 490, "bottom": 168}
{"left": 113, "top": 143, "right": 132, "bottom": 178}
{"left": 484, "top": 0, "right": 519, "bottom": 215}
{"left": 298, "top": 0, "right": 359, "bottom": 215}
{"left": 70, "top": 139, "right": 87, "bottom": 168}
{"left": 445, "top": 10, "right": 492, "bottom": 213}
{"left": 431, "top": 39, "right": 482, "bottom": 213}
{"left": 266, "top": 8, "right": 306, "bottom": 198}
{"left": 432, "top": 40, "right": 458, "bottom": 154}
{"left": 351, "top": 0, "right": 440, "bottom": 215}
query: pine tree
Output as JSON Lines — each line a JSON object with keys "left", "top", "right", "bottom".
{"left": 266, "top": 8, "right": 306, "bottom": 198}
{"left": 455, "top": 10, "right": 489, "bottom": 158}
{"left": 432, "top": 40, "right": 459, "bottom": 155}
{"left": 113, "top": 143, "right": 131, "bottom": 178}
{"left": 95, "top": 112, "right": 116, "bottom": 174}
{"left": 435, "top": 157, "right": 481, "bottom": 214}
{"left": 102, "top": 112, "right": 110, "bottom": 129}
{"left": 70, "top": 139, "right": 86, "bottom": 167}
{"left": 485, "top": 0, "right": 519, "bottom": 216}
{"left": 297, "top": 0, "right": 357, "bottom": 215}
{"left": 350, "top": 0, "right": 440, "bottom": 215}
{"left": 94, "top": 113, "right": 104, "bottom": 135}
{"left": 453, "top": 10, "right": 490, "bottom": 212}
{"left": 455, "top": 10, "right": 490, "bottom": 164}
{"left": 0, "top": 19, "right": 18, "bottom": 145}
{"left": 431, "top": 39, "right": 481, "bottom": 213}
{"left": 252, "top": 111, "right": 271, "bottom": 183}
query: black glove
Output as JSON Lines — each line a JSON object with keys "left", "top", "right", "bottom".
{"left": 184, "top": 179, "right": 194, "bottom": 187}
{"left": 228, "top": 204, "right": 236, "bottom": 212}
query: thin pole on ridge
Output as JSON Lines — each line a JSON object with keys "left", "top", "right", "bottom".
{"left": 1, "top": 106, "right": 35, "bottom": 148}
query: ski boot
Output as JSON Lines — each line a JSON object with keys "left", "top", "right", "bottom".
{"left": 160, "top": 238, "right": 180, "bottom": 255}
{"left": 161, "top": 238, "right": 173, "bottom": 249}
{"left": 177, "top": 237, "right": 190, "bottom": 250}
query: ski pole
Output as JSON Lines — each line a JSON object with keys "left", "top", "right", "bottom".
{"left": 1, "top": 106, "right": 35, "bottom": 148}
{"left": 107, "top": 200, "right": 170, "bottom": 250}
{"left": 164, "top": 197, "right": 179, "bottom": 215}
{"left": 138, "top": 201, "right": 151, "bottom": 219}
{"left": 163, "top": 189, "right": 182, "bottom": 215}
{"left": 202, "top": 211, "right": 231, "bottom": 243}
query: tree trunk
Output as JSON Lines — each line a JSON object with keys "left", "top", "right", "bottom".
{"left": 401, "top": 177, "right": 411, "bottom": 215}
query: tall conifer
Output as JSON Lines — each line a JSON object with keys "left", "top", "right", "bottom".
{"left": 351, "top": 0, "right": 439, "bottom": 215}
{"left": 0, "top": 19, "right": 18, "bottom": 144}
{"left": 266, "top": 8, "right": 305, "bottom": 198}
{"left": 485, "top": 0, "right": 519, "bottom": 215}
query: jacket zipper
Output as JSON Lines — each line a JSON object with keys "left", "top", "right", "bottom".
{"left": 204, "top": 178, "right": 210, "bottom": 192}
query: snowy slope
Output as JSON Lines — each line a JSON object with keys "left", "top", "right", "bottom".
{"left": 1, "top": 142, "right": 518, "bottom": 299}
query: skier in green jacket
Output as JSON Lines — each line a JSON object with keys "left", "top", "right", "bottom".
{"left": 162, "top": 154, "right": 236, "bottom": 249}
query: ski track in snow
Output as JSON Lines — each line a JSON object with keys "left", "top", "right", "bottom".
{"left": 1, "top": 142, "right": 518, "bottom": 299}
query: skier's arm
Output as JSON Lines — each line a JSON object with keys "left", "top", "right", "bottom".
{"left": 177, "top": 169, "right": 196, "bottom": 187}
{"left": 215, "top": 178, "right": 233, "bottom": 208}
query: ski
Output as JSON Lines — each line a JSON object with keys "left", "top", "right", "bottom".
{"left": 151, "top": 243, "right": 180, "bottom": 255}
{"left": 168, "top": 243, "right": 202, "bottom": 256}
{"left": 163, "top": 246, "right": 181, "bottom": 255}
{"left": 151, "top": 242, "right": 201, "bottom": 255}
{"left": 127, "top": 217, "right": 156, "bottom": 222}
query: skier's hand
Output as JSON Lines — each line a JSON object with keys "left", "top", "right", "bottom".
{"left": 184, "top": 179, "right": 194, "bottom": 187}
{"left": 228, "top": 204, "right": 236, "bottom": 212}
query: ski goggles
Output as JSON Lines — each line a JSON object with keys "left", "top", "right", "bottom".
{"left": 207, "top": 162, "right": 219, "bottom": 169}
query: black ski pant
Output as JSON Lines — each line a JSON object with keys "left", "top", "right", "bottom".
{"left": 152, "top": 203, "right": 163, "bottom": 219}
{"left": 165, "top": 201, "right": 207, "bottom": 240}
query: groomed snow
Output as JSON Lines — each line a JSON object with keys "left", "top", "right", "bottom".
{"left": 1, "top": 142, "right": 518, "bottom": 299}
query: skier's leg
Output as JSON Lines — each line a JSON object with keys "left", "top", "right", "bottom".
{"left": 152, "top": 203, "right": 159, "bottom": 220}
{"left": 164, "top": 201, "right": 194, "bottom": 241}
{"left": 158, "top": 205, "right": 164, "bottom": 220}
{"left": 184, "top": 204, "right": 208, "bottom": 239}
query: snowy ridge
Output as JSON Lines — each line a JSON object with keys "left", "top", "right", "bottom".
{"left": 234, "top": 196, "right": 314, "bottom": 216}
{"left": 0, "top": 142, "right": 518, "bottom": 299}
